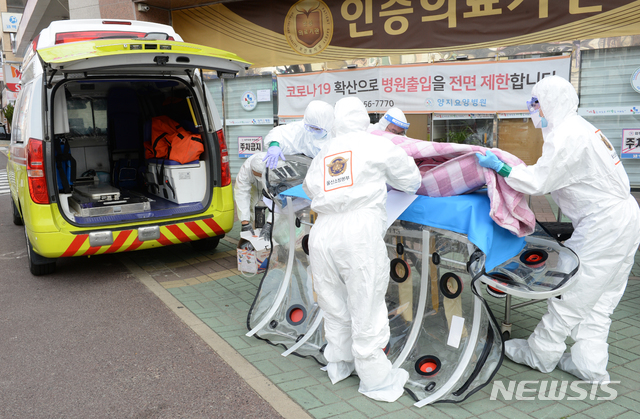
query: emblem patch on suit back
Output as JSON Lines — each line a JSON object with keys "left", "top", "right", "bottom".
{"left": 323, "top": 151, "right": 352, "bottom": 191}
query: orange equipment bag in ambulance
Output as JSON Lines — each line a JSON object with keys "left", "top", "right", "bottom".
{"left": 144, "top": 115, "right": 204, "bottom": 164}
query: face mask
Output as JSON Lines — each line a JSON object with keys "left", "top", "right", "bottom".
{"left": 530, "top": 111, "right": 544, "bottom": 129}
{"left": 527, "top": 96, "right": 546, "bottom": 129}
{"left": 540, "top": 117, "right": 548, "bottom": 128}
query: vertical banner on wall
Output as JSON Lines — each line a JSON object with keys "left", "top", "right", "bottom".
{"left": 3, "top": 63, "right": 22, "bottom": 94}
{"left": 621, "top": 129, "right": 640, "bottom": 159}
{"left": 238, "top": 136, "right": 264, "bottom": 158}
{"left": 277, "top": 55, "right": 570, "bottom": 117}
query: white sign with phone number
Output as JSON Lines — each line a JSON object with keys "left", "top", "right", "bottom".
{"left": 277, "top": 55, "right": 570, "bottom": 117}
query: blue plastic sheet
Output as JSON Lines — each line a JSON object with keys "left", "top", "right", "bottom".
{"left": 280, "top": 185, "right": 525, "bottom": 271}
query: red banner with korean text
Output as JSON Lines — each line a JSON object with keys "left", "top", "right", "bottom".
{"left": 277, "top": 55, "right": 570, "bottom": 116}
{"left": 172, "top": 1, "right": 640, "bottom": 68}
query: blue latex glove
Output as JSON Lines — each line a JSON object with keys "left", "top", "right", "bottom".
{"left": 476, "top": 150, "right": 505, "bottom": 172}
{"left": 263, "top": 146, "right": 285, "bottom": 169}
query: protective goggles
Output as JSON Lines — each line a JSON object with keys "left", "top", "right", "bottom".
{"left": 304, "top": 124, "right": 327, "bottom": 136}
{"left": 526, "top": 97, "right": 540, "bottom": 113}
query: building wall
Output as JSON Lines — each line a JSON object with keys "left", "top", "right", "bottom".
{"left": 98, "top": 0, "right": 170, "bottom": 25}
{"left": 69, "top": 0, "right": 100, "bottom": 19}
{"left": 0, "top": 0, "right": 21, "bottom": 113}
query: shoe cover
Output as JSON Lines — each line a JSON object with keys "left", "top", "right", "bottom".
{"left": 326, "top": 361, "right": 355, "bottom": 384}
{"left": 557, "top": 353, "right": 610, "bottom": 383}
{"left": 359, "top": 368, "right": 409, "bottom": 402}
{"left": 504, "top": 339, "right": 554, "bottom": 373}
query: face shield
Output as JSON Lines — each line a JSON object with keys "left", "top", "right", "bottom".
{"left": 383, "top": 113, "right": 410, "bottom": 136}
{"left": 527, "top": 96, "right": 547, "bottom": 129}
{"left": 304, "top": 123, "right": 328, "bottom": 140}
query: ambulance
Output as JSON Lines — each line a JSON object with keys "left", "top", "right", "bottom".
{"left": 7, "top": 19, "right": 251, "bottom": 274}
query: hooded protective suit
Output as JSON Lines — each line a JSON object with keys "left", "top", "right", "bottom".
{"left": 503, "top": 75, "right": 640, "bottom": 382}
{"left": 234, "top": 152, "right": 267, "bottom": 225}
{"left": 367, "top": 107, "right": 410, "bottom": 135}
{"left": 239, "top": 101, "right": 334, "bottom": 225}
{"left": 264, "top": 100, "right": 335, "bottom": 158}
{"left": 302, "top": 97, "right": 421, "bottom": 402}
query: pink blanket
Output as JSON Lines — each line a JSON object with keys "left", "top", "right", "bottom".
{"left": 372, "top": 130, "right": 536, "bottom": 237}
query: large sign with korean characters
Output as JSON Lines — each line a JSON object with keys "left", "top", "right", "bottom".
{"left": 278, "top": 55, "right": 570, "bottom": 116}
{"left": 174, "top": 1, "right": 639, "bottom": 69}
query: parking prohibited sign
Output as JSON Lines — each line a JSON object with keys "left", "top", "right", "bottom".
{"left": 238, "top": 136, "right": 263, "bottom": 158}
{"left": 621, "top": 129, "right": 640, "bottom": 159}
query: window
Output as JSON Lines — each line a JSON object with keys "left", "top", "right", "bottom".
{"left": 67, "top": 97, "right": 107, "bottom": 137}
{"left": 12, "top": 83, "right": 34, "bottom": 144}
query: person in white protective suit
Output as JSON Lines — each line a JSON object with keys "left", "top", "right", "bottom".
{"left": 302, "top": 97, "right": 421, "bottom": 402}
{"left": 476, "top": 75, "right": 640, "bottom": 383}
{"left": 262, "top": 100, "right": 335, "bottom": 169}
{"left": 234, "top": 152, "right": 267, "bottom": 232}
{"left": 367, "top": 107, "right": 410, "bottom": 136}
{"left": 236, "top": 100, "right": 334, "bottom": 234}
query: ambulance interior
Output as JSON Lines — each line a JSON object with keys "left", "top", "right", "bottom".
{"left": 52, "top": 78, "right": 212, "bottom": 225}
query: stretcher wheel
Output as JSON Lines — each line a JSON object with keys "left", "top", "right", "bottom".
{"left": 500, "top": 322, "right": 512, "bottom": 341}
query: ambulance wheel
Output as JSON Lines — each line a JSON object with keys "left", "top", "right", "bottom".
{"left": 190, "top": 237, "right": 220, "bottom": 251}
{"left": 24, "top": 226, "right": 56, "bottom": 276}
{"left": 11, "top": 198, "right": 23, "bottom": 226}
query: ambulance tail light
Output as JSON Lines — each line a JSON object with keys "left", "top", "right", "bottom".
{"left": 55, "top": 30, "right": 147, "bottom": 44}
{"left": 216, "top": 129, "right": 231, "bottom": 187}
{"left": 27, "top": 138, "right": 49, "bottom": 204}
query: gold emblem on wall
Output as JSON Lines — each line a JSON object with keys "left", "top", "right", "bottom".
{"left": 284, "top": 0, "right": 333, "bottom": 56}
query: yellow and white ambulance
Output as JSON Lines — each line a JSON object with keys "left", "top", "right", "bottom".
{"left": 8, "top": 19, "right": 250, "bottom": 275}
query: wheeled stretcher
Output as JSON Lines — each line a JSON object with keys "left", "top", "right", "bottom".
{"left": 246, "top": 156, "right": 580, "bottom": 407}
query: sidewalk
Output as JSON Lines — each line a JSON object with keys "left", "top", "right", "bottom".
{"left": 125, "top": 194, "right": 640, "bottom": 419}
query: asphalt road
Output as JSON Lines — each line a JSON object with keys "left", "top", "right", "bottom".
{"left": 0, "top": 151, "right": 282, "bottom": 418}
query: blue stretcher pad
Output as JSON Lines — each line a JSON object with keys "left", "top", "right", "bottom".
{"left": 280, "top": 185, "right": 525, "bottom": 271}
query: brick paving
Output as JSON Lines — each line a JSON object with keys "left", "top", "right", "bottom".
{"left": 125, "top": 193, "right": 640, "bottom": 418}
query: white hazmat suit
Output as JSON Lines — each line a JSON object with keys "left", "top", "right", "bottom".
{"left": 302, "top": 97, "right": 421, "bottom": 402}
{"left": 236, "top": 101, "right": 334, "bottom": 226}
{"left": 234, "top": 152, "right": 267, "bottom": 225}
{"left": 264, "top": 100, "right": 335, "bottom": 159}
{"left": 503, "top": 75, "right": 640, "bottom": 383}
